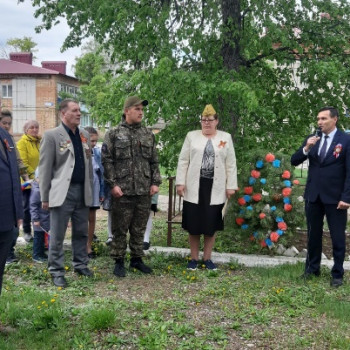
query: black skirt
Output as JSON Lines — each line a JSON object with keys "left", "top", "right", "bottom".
{"left": 182, "top": 177, "right": 224, "bottom": 236}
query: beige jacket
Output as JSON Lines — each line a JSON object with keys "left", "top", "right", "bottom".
{"left": 39, "top": 124, "right": 93, "bottom": 208}
{"left": 176, "top": 130, "right": 238, "bottom": 205}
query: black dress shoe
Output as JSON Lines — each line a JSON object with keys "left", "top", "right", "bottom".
{"left": 143, "top": 242, "right": 150, "bottom": 250}
{"left": 88, "top": 251, "right": 97, "bottom": 259}
{"left": 74, "top": 268, "right": 94, "bottom": 277}
{"left": 330, "top": 278, "right": 343, "bottom": 288}
{"left": 52, "top": 276, "right": 68, "bottom": 288}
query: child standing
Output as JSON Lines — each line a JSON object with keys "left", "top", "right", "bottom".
{"left": 30, "top": 168, "right": 49, "bottom": 263}
{"left": 85, "top": 127, "right": 104, "bottom": 258}
{"left": 143, "top": 193, "right": 159, "bottom": 250}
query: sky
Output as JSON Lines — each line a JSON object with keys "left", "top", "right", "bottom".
{"left": 0, "top": 0, "right": 83, "bottom": 77}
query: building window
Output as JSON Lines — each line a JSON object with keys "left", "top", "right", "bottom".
{"left": 57, "top": 83, "right": 79, "bottom": 97}
{"left": 2, "top": 85, "right": 12, "bottom": 98}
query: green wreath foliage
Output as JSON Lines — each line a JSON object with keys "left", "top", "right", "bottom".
{"left": 232, "top": 150, "right": 304, "bottom": 249}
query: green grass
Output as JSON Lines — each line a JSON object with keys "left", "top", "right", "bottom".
{"left": 1, "top": 244, "right": 350, "bottom": 349}
{"left": 293, "top": 168, "right": 308, "bottom": 185}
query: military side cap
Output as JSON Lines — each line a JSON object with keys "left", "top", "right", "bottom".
{"left": 124, "top": 96, "right": 148, "bottom": 109}
{"left": 202, "top": 104, "right": 216, "bottom": 117}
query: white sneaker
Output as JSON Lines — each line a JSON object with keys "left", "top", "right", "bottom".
{"left": 23, "top": 233, "right": 33, "bottom": 243}
{"left": 105, "top": 238, "right": 113, "bottom": 246}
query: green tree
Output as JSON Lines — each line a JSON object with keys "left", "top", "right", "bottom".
{"left": 6, "top": 36, "right": 38, "bottom": 59}
{"left": 25, "top": 0, "right": 350, "bottom": 171}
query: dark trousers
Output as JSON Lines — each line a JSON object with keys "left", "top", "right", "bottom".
{"left": 49, "top": 183, "right": 89, "bottom": 277}
{"left": 7, "top": 226, "right": 19, "bottom": 259}
{"left": 22, "top": 189, "right": 32, "bottom": 234}
{"left": 0, "top": 229, "right": 14, "bottom": 295}
{"left": 305, "top": 198, "right": 347, "bottom": 279}
{"left": 111, "top": 195, "right": 151, "bottom": 260}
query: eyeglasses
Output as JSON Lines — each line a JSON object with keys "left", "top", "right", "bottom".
{"left": 200, "top": 119, "right": 216, "bottom": 123}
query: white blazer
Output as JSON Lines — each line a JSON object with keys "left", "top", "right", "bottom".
{"left": 176, "top": 130, "right": 238, "bottom": 205}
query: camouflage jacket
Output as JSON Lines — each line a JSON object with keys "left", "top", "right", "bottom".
{"left": 102, "top": 120, "right": 162, "bottom": 196}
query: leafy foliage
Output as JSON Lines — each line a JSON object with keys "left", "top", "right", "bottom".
{"left": 25, "top": 0, "right": 350, "bottom": 171}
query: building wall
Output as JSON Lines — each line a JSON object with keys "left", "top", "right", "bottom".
{"left": 1, "top": 74, "right": 80, "bottom": 136}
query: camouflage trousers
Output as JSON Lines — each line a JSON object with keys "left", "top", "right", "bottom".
{"left": 110, "top": 195, "right": 151, "bottom": 260}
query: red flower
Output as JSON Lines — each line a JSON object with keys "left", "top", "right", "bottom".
{"left": 251, "top": 170, "right": 261, "bottom": 178}
{"left": 259, "top": 213, "right": 266, "bottom": 219}
{"left": 260, "top": 240, "right": 267, "bottom": 247}
{"left": 80, "top": 134, "right": 88, "bottom": 143}
{"left": 282, "top": 188, "right": 292, "bottom": 197}
{"left": 293, "top": 179, "right": 300, "bottom": 185}
{"left": 282, "top": 170, "right": 291, "bottom": 179}
{"left": 265, "top": 153, "right": 275, "bottom": 162}
{"left": 270, "top": 232, "right": 279, "bottom": 243}
{"left": 236, "top": 217, "right": 245, "bottom": 226}
{"left": 278, "top": 222, "right": 287, "bottom": 231}
{"left": 244, "top": 186, "right": 253, "bottom": 195}
{"left": 3, "top": 139, "right": 11, "bottom": 152}
{"left": 284, "top": 204, "right": 293, "bottom": 212}
{"left": 252, "top": 193, "right": 262, "bottom": 202}
{"left": 238, "top": 197, "right": 246, "bottom": 206}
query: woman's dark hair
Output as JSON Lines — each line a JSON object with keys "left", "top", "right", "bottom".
{"left": 0, "top": 109, "right": 12, "bottom": 120}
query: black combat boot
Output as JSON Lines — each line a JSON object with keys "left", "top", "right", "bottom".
{"left": 130, "top": 257, "right": 153, "bottom": 274}
{"left": 113, "top": 258, "right": 126, "bottom": 277}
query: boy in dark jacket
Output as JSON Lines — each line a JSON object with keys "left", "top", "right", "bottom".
{"left": 30, "top": 168, "right": 50, "bottom": 263}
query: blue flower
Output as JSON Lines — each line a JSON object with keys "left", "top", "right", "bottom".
{"left": 265, "top": 238, "right": 273, "bottom": 247}
{"left": 277, "top": 230, "right": 284, "bottom": 235}
{"left": 283, "top": 180, "right": 291, "bottom": 187}
{"left": 239, "top": 209, "right": 245, "bottom": 215}
{"left": 260, "top": 178, "right": 267, "bottom": 185}
{"left": 272, "top": 159, "right": 281, "bottom": 168}
{"left": 256, "top": 160, "right": 264, "bottom": 169}
{"left": 241, "top": 224, "right": 249, "bottom": 230}
{"left": 243, "top": 195, "right": 251, "bottom": 202}
{"left": 270, "top": 206, "right": 277, "bottom": 211}
{"left": 276, "top": 217, "right": 284, "bottom": 222}
{"left": 253, "top": 231, "right": 258, "bottom": 238}
{"left": 246, "top": 206, "right": 253, "bottom": 211}
{"left": 249, "top": 177, "right": 256, "bottom": 185}
{"left": 283, "top": 197, "right": 291, "bottom": 204}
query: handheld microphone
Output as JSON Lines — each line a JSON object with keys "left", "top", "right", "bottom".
{"left": 315, "top": 127, "right": 322, "bottom": 138}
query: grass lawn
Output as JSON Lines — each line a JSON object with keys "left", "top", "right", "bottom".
{"left": 1, "top": 239, "right": 350, "bottom": 349}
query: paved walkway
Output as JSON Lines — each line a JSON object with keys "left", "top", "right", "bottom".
{"left": 145, "top": 246, "right": 350, "bottom": 271}
{"left": 16, "top": 237, "right": 350, "bottom": 271}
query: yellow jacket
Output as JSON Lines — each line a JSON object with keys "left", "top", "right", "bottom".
{"left": 17, "top": 134, "right": 41, "bottom": 179}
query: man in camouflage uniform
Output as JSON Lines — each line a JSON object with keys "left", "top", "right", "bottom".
{"left": 102, "top": 96, "right": 162, "bottom": 277}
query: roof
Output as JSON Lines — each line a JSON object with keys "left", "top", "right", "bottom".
{"left": 0, "top": 58, "right": 61, "bottom": 75}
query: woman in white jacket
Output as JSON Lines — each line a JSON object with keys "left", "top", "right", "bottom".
{"left": 176, "top": 104, "right": 238, "bottom": 270}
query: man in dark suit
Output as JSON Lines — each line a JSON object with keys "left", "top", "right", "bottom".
{"left": 291, "top": 106, "right": 350, "bottom": 287}
{"left": 0, "top": 127, "right": 23, "bottom": 295}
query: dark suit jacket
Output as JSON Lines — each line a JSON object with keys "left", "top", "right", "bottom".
{"left": 291, "top": 130, "right": 350, "bottom": 204}
{"left": 0, "top": 128, "right": 23, "bottom": 231}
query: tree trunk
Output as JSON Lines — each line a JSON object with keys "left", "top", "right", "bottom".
{"left": 221, "top": 0, "right": 242, "bottom": 72}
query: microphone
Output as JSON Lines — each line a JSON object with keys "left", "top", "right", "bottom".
{"left": 315, "top": 127, "right": 322, "bottom": 138}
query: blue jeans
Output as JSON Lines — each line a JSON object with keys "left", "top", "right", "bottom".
{"left": 33, "top": 230, "right": 45, "bottom": 259}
